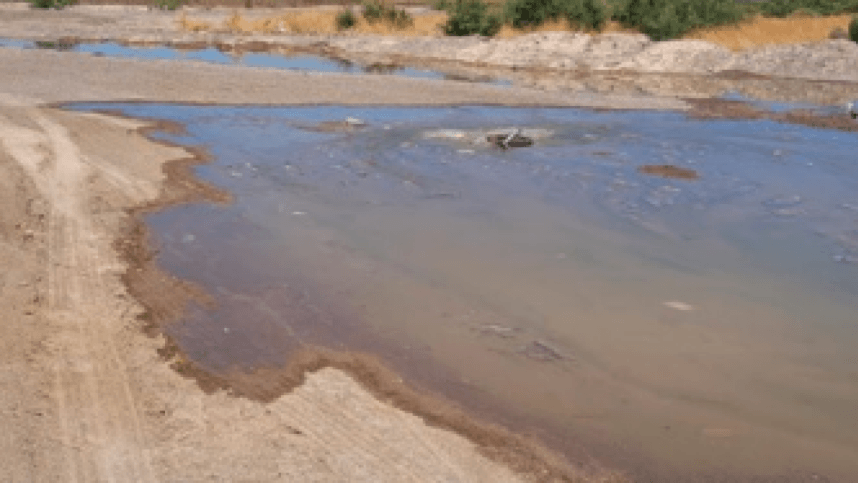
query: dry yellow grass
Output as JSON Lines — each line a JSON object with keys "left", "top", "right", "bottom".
{"left": 179, "top": 10, "right": 448, "bottom": 36}
{"left": 178, "top": 13, "right": 213, "bottom": 32}
{"left": 178, "top": 8, "right": 855, "bottom": 49}
{"left": 685, "top": 13, "right": 856, "bottom": 51}
{"left": 179, "top": 11, "right": 639, "bottom": 38}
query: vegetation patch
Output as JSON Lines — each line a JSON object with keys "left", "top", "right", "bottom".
{"left": 336, "top": 9, "right": 358, "bottom": 30}
{"left": 611, "top": 0, "right": 745, "bottom": 40}
{"left": 178, "top": 0, "right": 858, "bottom": 47}
{"left": 153, "top": 0, "right": 184, "bottom": 10}
{"left": 443, "top": 0, "right": 503, "bottom": 36}
{"left": 754, "top": 0, "right": 858, "bottom": 18}
{"left": 504, "top": 0, "right": 607, "bottom": 31}
{"left": 28, "top": 0, "right": 76, "bottom": 9}
{"left": 361, "top": 1, "right": 414, "bottom": 29}
{"left": 851, "top": 15, "right": 858, "bottom": 41}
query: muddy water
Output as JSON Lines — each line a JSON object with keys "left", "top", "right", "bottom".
{"left": 79, "top": 103, "right": 858, "bottom": 481}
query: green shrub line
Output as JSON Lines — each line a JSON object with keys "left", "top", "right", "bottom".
{"left": 444, "top": 0, "right": 503, "bottom": 35}
{"left": 28, "top": 0, "right": 75, "bottom": 9}
{"left": 850, "top": 15, "right": 858, "bottom": 42}
{"left": 755, "top": 0, "right": 858, "bottom": 18}
{"left": 611, "top": 0, "right": 745, "bottom": 41}
{"left": 337, "top": 0, "right": 858, "bottom": 42}
{"left": 504, "top": 0, "right": 607, "bottom": 30}
{"left": 154, "top": 0, "right": 183, "bottom": 10}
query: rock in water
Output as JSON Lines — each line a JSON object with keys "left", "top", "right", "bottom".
{"left": 487, "top": 129, "right": 534, "bottom": 149}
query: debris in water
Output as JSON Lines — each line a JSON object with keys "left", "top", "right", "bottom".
{"left": 833, "top": 254, "right": 858, "bottom": 264}
{"left": 487, "top": 128, "right": 534, "bottom": 149}
{"left": 520, "top": 339, "right": 571, "bottom": 362}
{"left": 307, "top": 118, "right": 367, "bottom": 132}
{"left": 638, "top": 164, "right": 699, "bottom": 180}
{"left": 476, "top": 324, "right": 519, "bottom": 338}
{"left": 664, "top": 301, "right": 694, "bottom": 311}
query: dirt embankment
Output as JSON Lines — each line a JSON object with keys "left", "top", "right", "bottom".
{"left": 1, "top": 4, "right": 857, "bottom": 107}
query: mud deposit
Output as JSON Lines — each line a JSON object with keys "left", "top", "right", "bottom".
{"left": 74, "top": 103, "right": 858, "bottom": 481}
{"left": 638, "top": 164, "right": 699, "bottom": 180}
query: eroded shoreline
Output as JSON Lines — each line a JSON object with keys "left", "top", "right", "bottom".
{"left": 104, "top": 105, "right": 605, "bottom": 481}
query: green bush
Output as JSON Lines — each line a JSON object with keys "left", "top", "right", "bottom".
{"left": 29, "top": 0, "right": 76, "bottom": 9}
{"left": 564, "top": 0, "right": 608, "bottom": 29}
{"left": 613, "top": 0, "right": 744, "bottom": 40}
{"left": 154, "top": 0, "right": 183, "bottom": 10}
{"left": 504, "top": 0, "right": 606, "bottom": 30}
{"left": 503, "top": 0, "right": 559, "bottom": 28}
{"left": 434, "top": 0, "right": 452, "bottom": 11}
{"left": 336, "top": 9, "right": 357, "bottom": 29}
{"left": 362, "top": 1, "right": 413, "bottom": 28}
{"left": 850, "top": 15, "right": 858, "bottom": 42}
{"left": 757, "top": 0, "right": 858, "bottom": 18}
{"left": 444, "top": 0, "right": 503, "bottom": 36}
{"left": 362, "top": 1, "right": 386, "bottom": 23}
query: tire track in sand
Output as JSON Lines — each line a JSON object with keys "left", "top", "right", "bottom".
{"left": 1, "top": 108, "right": 156, "bottom": 483}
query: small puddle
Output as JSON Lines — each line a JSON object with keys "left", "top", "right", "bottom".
{"left": 0, "top": 38, "right": 511, "bottom": 84}
{"left": 719, "top": 90, "right": 851, "bottom": 116}
{"left": 72, "top": 102, "right": 858, "bottom": 481}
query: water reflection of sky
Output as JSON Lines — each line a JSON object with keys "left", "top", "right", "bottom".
{"left": 82, "top": 103, "right": 858, "bottom": 275}
{"left": 0, "top": 38, "right": 492, "bottom": 81}
{"left": 68, "top": 102, "right": 858, "bottom": 480}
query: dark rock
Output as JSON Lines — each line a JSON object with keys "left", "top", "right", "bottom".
{"left": 487, "top": 129, "right": 534, "bottom": 149}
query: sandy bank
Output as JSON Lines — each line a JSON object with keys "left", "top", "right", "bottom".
{"left": 1, "top": 4, "right": 857, "bottom": 107}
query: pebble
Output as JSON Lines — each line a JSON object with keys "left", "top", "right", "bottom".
{"left": 663, "top": 301, "right": 694, "bottom": 311}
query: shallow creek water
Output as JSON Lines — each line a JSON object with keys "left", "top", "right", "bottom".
{"left": 76, "top": 103, "right": 858, "bottom": 481}
{"left": 0, "top": 38, "right": 516, "bottom": 84}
